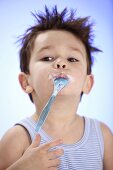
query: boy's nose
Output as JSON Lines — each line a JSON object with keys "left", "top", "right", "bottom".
{"left": 56, "top": 63, "right": 66, "bottom": 69}
{"left": 54, "top": 58, "right": 68, "bottom": 69}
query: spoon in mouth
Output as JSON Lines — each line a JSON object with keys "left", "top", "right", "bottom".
{"left": 35, "top": 77, "right": 69, "bottom": 132}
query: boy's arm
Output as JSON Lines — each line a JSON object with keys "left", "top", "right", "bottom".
{"left": 0, "top": 126, "right": 64, "bottom": 170}
{"left": 101, "top": 122, "right": 113, "bottom": 170}
{"left": 0, "top": 125, "right": 31, "bottom": 170}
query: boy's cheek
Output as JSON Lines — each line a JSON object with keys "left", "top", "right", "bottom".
{"left": 33, "top": 75, "right": 54, "bottom": 96}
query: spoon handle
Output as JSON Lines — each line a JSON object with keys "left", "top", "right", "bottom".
{"left": 35, "top": 94, "right": 56, "bottom": 132}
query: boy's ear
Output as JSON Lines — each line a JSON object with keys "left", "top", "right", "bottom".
{"left": 18, "top": 72, "right": 33, "bottom": 94}
{"left": 82, "top": 74, "right": 94, "bottom": 94}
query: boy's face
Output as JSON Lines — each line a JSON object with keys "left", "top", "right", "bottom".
{"left": 24, "top": 30, "right": 93, "bottom": 103}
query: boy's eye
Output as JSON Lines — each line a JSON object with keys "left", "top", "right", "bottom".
{"left": 68, "top": 57, "right": 79, "bottom": 62}
{"left": 41, "top": 56, "right": 54, "bottom": 61}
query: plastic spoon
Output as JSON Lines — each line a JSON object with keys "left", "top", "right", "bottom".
{"left": 35, "top": 77, "right": 69, "bottom": 132}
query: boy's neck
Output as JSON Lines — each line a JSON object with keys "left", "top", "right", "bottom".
{"left": 34, "top": 95, "right": 80, "bottom": 127}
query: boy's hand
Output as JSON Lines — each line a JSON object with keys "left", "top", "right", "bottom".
{"left": 20, "top": 134, "right": 64, "bottom": 170}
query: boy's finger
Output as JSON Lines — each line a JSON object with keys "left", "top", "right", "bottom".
{"left": 43, "top": 139, "right": 63, "bottom": 151}
{"left": 48, "top": 148, "right": 64, "bottom": 160}
{"left": 29, "top": 134, "right": 41, "bottom": 149}
{"left": 49, "top": 158, "right": 61, "bottom": 167}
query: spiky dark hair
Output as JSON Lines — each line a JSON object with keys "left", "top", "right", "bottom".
{"left": 19, "top": 5, "right": 101, "bottom": 102}
{"left": 19, "top": 5, "right": 101, "bottom": 74}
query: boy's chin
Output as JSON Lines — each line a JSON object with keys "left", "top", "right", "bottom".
{"left": 56, "top": 93, "right": 76, "bottom": 98}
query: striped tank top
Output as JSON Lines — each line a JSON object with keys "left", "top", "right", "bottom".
{"left": 16, "top": 116, "right": 104, "bottom": 170}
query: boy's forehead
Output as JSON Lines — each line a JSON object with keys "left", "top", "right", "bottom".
{"left": 34, "top": 30, "right": 87, "bottom": 55}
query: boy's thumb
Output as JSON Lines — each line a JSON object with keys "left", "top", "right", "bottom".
{"left": 29, "top": 134, "right": 41, "bottom": 148}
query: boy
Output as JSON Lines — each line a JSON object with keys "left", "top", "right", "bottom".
{"left": 0, "top": 6, "right": 113, "bottom": 170}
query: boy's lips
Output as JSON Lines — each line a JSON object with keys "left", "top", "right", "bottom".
{"left": 52, "top": 72, "right": 69, "bottom": 79}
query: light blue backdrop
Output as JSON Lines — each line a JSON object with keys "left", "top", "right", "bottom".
{"left": 0, "top": 0, "right": 113, "bottom": 138}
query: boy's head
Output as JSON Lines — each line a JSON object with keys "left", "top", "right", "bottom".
{"left": 18, "top": 6, "right": 101, "bottom": 102}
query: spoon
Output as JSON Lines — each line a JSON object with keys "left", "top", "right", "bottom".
{"left": 35, "top": 77, "right": 69, "bottom": 132}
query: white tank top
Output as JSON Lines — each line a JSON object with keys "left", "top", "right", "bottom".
{"left": 16, "top": 116, "right": 104, "bottom": 170}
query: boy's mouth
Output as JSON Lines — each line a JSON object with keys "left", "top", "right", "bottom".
{"left": 52, "top": 72, "right": 69, "bottom": 80}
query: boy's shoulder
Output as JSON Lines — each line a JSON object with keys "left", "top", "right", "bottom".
{"left": 86, "top": 116, "right": 113, "bottom": 137}
{"left": 100, "top": 121, "right": 113, "bottom": 169}
{"left": 100, "top": 121, "right": 113, "bottom": 144}
{"left": 90, "top": 117, "right": 113, "bottom": 150}
{"left": 0, "top": 125, "right": 31, "bottom": 169}
{"left": 88, "top": 117, "right": 113, "bottom": 169}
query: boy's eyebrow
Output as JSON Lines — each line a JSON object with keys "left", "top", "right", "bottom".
{"left": 36, "top": 45, "right": 85, "bottom": 57}
{"left": 69, "top": 46, "right": 84, "bottom": 57}
{"left": 36, "top": 46, "right": 52, "bottom": 53}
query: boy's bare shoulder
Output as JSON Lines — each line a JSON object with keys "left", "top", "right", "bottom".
{"left": 0, "top": 125, "right": 31, "bottom": 169}
{"left": 100, "top": 121, "right": 113, "bottom": 170}
{"left": 100, "top": 121, "right": 113, "bottom": 142}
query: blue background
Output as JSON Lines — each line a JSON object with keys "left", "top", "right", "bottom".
{"left": 0, "top": 0, "right": 113, "bottom": 138}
